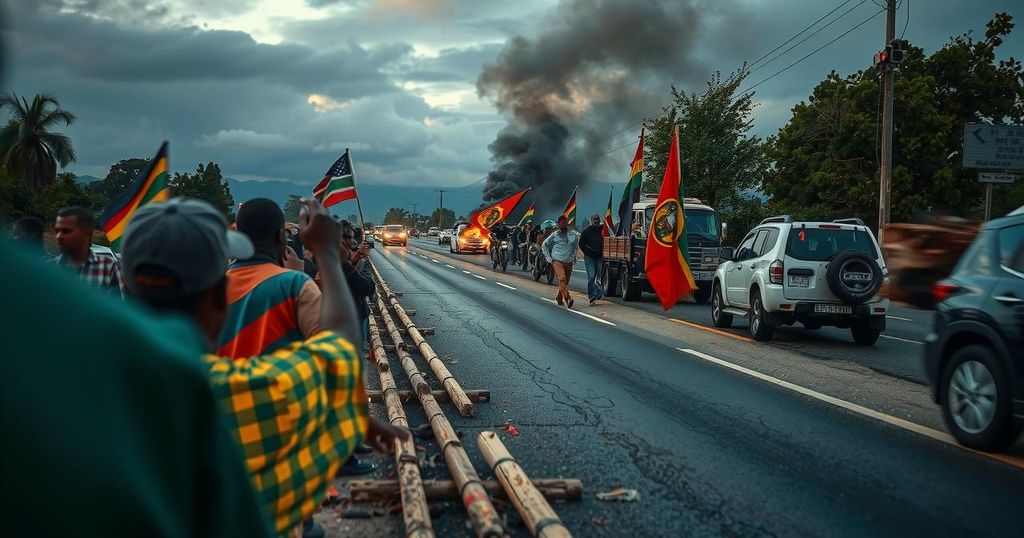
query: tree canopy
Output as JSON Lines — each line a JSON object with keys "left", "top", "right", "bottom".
{"left": 0, "top": 92, "right": 77, "bottom": 190}
{"left": 172, "top": 162, "right": 235, "bottom": 220}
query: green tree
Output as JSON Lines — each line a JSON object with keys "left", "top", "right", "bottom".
{"left": 768, "top": 13, "right": 1024, "bottom": 223}
{"left": 642, "top": 69, "right": 768, "bottom": 209}
{"left": 0, "top": 92, "right": 77, "bottom": 190}
{"left": 172, "top": 162, "right": 235, "bottom": 220}
{"left": 383, "top": 207, "right": 409, "bottom": 224}
{"left": 86, "top": 158, "right": 148, "bottom": 210}
{"left": 427, "top": 207, "right": 456, "bottom": 229}
{"left": 35, "top": 172, "right": 98, "bottom": 223}
{"left": 282, "top": 194, "right": 302, "bottom": 222}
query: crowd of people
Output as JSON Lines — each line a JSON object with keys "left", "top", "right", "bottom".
{"left": 3, "top": 197, "right": 408, "bottom": 538}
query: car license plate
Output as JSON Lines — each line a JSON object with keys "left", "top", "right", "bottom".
{"left": 789, "top": 275, "right": 810, "bottom": 287}
{"left": 814, "top": 304, "right": 852, "bottom": 314}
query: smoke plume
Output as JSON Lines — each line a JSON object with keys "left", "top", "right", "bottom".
{"left": 477, "top": 0, "right": 726, "bottom": 206}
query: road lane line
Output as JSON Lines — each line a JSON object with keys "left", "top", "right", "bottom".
{"left": 496, "top": 282, "right": 517, "bottom": 290}
{"left": 540, "top": 297, "right": 617, "bottom": 326}
{"left": 880, "top": 334, "right": 924, "bottom": 345}
{"left": 676, "top": 348, "right": 1024, "bottom": 470}
{"left": 431, "top": 258, "right": 440, "bottom": 263}
{"left": 471, "top": 274, "right": 487, "bottom": 280}
{"left": 462, "top": 270, "right": 471, "bottom": 274}
{"left": 668, "top": 317, "right": 753, "bottom": 343}
{"left": 446, "top": 264, "right": 455, "bottom": 269}
{"left": 886, "top": 315, "right": 914, "bottom": 322}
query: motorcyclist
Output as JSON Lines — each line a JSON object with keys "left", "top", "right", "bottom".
{"left": 489, "top": 223, "right": 511, "bottom": 266}
{"left": 516, "top": 223, "right": 532, "bottom": 268}
{"left": 509, "top": 224, "right": 521, "bottom": 265}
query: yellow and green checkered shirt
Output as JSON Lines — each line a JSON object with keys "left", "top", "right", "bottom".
{"left": 204, "top": 331, "right": 368, "bottom": 535}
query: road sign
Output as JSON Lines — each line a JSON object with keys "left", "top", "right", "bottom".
{"left": 978, "top": 173, "right": 1018, "bottom": 184}
{"left": 963, "top": 123, "right": 1024, "bottom": 170}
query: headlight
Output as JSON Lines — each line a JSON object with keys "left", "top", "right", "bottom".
{"left": 400, "top": 232, "right": 407, "bottom": 238}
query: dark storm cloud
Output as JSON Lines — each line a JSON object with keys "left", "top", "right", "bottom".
{"left": 399, "top": 44, "right": 505, "bottom": 83}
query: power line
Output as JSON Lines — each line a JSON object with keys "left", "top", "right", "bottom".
{"left": 749, "top": 0, "right": 868, "bottom": 75}
{"left": 899, "top": 0, "right": 910, "bottom": 40}
{"left": 748, "top": 0, "right": 855, "bottom": 69}
{"left": 739, "top": 8, "right": 886, "bottom": 95}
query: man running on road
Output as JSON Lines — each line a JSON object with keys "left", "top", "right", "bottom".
{"left": 542, "top": 215, "right": 580, "bottom": 308}
{"left": 580, "top": 213, "right": 605, "bottom": 305}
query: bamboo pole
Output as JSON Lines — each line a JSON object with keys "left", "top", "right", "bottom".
{"left": 371, "top": 261, "right": 474, "bottom": 417}
{"left": 348, "top": 479, "right": 584, "bottom": 503}
{"left": 367, "top": 315, "right": 433, "bottom": 538}
{"left": 375, "top": 298, "right": 504, "bottom": 538}
{"left": 477, "top": 431, "right": 572, "bottom": 538}
{"left": 367, "top": 389, "right": 490, "bottom": 404}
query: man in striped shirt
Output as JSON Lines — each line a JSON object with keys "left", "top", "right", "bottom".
{"left": 54, "top": 206, "right": 124, "bottom": 297}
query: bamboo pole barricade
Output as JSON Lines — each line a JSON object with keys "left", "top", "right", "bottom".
{"left": 477, "top": 431, "right": 573, "bottom": 538}
{"left": 367, "top": 389, "right": 491, "bottom": 404}
{"left": 367, "top": 315, "right": 434, "bottom": 538}
{"left": 347, "top": 479, "right": 584, "bottom": 503}
{"left": 371, "top": 262, "right": 476, "bottom": 417}
{"left": 374, "top": 294, "right": 505, "bottom": 538}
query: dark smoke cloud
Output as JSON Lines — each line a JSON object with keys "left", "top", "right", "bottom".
{"left": 477, "top": 0, "right": 727, "bottom": 206}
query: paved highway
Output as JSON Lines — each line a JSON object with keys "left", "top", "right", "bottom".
{"left": 334, "top": 239, "right": 1024, "bottom": 537}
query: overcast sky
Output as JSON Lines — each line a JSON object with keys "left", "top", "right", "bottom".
{"left": 2, "top": 0, "right": 1019, "bottom": 191}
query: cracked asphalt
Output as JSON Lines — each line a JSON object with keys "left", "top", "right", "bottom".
{"left": 322, "top": 240, "right": 1024, "bottom": 538}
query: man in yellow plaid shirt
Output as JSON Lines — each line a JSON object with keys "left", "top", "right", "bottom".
{"left": 121, "top": 197, "right": 408, "bottom": 536}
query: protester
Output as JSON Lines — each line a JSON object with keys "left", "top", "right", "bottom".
{"left": 120, "top": 197, "right": 409, "bottom": 537}
{"left": 542, "top": 215, "right": 581, "bottom": 308}
{"left": 345, "top": 221, "right": 374, "bottom": 347}
{"left": 580, "top": 213, "right": 605, "bottom": 305}
{"left": 11, "top": 216, "right": 44, "bottom": 252}
{"left": 517, "top": 223, "right": 532, "bottom": 267}
{"left": 2, "top": 241, "right": 273, "bottom": 538}
{"left": 54, "top": 205, "right": 124, "bottom": 297}
{"left": 509, "top": 224, "right": 521, "bottom": 265}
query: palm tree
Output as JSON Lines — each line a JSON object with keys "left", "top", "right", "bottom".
{"left": 0, "top": 92, "right": 77, "bottom": 189}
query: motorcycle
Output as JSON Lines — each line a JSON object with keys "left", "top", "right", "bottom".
{"left": 491, "top": 241, "right": 509, "bottom": 272}
{"left": 520, "top": 243, "right": 532, "bottom": 271}
{"left": 532, "top": 247, "right": 555, "bottom": 284}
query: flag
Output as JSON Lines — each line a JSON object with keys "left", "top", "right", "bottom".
{"left": 562, "top": 188, "right": 577, "bottom": 225}
{"left": 617, "top": 129, "right": 644, "bottom": 236}
{"left": 602, "top": 187, "right": 615, "bottom": 237}
{"left": 313, "top": 150, "right": 357, "bottom": 208}
{"left": 644, "top": 125, "right": 696, "bottom": 310}
{"left": 98, "top": 141, "right": 170, "bottom": 251}
{"left": 517, "top": 201, "right": 536, "bottom": 226}
{"left": 469, "top": 188, "right": 530, "bottom": 229}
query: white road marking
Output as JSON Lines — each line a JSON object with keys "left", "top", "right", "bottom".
{"left": 431, "top": 259, "right": 440, "bottom": 263}
{"left": 471, "top": 274, "right": 487, "bottom": 280}
{"left": 573, "top": 269, "right": 586, "bottom": 274}
{"left": 446, "top": 264, "right": 456, "bottom": 269}
{"left": 676, "top": 348, "right": 1024, "bottom": 470}
{"left": 496, "top": 282, "right": 517, "bottom": 290}
{"left": 462, "top": 270, "right": 471, "bottom": 274}
{"left": 540, "top": 297, "right": 617, "bottom": 326}
{"left": 880, "top": 334, "right": 924, "bottom": 345}
{"left": 886, "top": 315, "right": 914, "bottom": 322}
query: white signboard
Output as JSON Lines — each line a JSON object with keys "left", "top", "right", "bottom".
{"left": 978, "top": 173, "right": 1018, "bottom": 184}
{"left": 963, "top": 123, "right": 1024, "bottom": 170}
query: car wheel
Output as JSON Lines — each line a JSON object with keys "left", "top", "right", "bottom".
{"left": 850, "top": 321, "right": 880, "bottom": 345}
{"left": 748, "top": 292, "right": 774, "bottom": 341}
{"left": 711, "top": 284, "right": 733, "bottom": 328}
{"left": 940, "top": 344, "right": 1021, "bottom": 452}
{"left": 603, "top": 263, "right": 619, "bottom": 297}
{"left": 692, "top": 287, "right": 712, "bottom": 304}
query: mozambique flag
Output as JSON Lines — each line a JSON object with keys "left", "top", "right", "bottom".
{"left": 517, "top": 201, "right": 536, "bottom": 226}
{"left": 98, "top": 141, "right": 170, "bottom": 251}
{"left": 617, "top": 128, "right": 644, "bottom": 236}
{"left": 470, "top": 188, "right": 530, "bottom": 229}
{"left": 602, "top": 187, "right": 615, "bottom": 237}
{"left": 644, "top": 125, "right": 696, "bottom": 310}
{"left": 562, "top": 188, "right": 577, "bottom": 225}
{"left": 313, "top": 150, "right": 357, "bottom": 208}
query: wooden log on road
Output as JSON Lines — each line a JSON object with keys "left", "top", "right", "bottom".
{"left": 367, "top": 315, "right": 433, "bottom": 537}
{"left": 348, "top": 478, "right": 583, "bottom": 503}
{"left": 367, "top": 389, "right": 490, "bottom": 404}
{"left": 375, "top": 296, "right": 504, "bottom": 538}
{"left": 477, "top": 431, "right": 572, "bottom": 538}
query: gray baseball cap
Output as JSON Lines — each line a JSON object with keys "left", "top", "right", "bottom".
{"left": 121, "top": 198, "right": 254, "bottom": 297}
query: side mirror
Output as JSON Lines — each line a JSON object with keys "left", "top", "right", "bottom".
{"left": 719, "top": 247, "right": 735, "bottom": 261}
{"left": 721, "top": 222, "right": 728, "bottom": 241}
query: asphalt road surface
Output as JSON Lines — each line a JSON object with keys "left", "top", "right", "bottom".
{"left": 330, "top": 239, "right": 1024, "bottom": 537}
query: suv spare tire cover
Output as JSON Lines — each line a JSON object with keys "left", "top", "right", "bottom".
{"left": 826, "top": 250, "right": 882, "bottom": 304}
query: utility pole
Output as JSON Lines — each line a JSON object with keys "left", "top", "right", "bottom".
{"left": 435, "top": 189, "right": 447, "bottom": 227}
{"left": 877, "top": 0, "right": 897, "bottom": 240}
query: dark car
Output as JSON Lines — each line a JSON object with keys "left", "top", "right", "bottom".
{"left": 924, "top": 209, "right": 1024, "bottom": 452}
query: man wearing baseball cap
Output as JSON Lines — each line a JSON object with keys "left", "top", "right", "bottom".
{"left": 121, "top": 197, "right": 408, "bottom": 536}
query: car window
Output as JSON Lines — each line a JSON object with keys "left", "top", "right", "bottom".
{"left": 785, "top": 227, "right": 878, "bottom": 261}
{"left": 998, "top": 223, "right": 1024, "bottom": 274}
{"left": 751, "top": 229, "right": 768, "bottom": 258}
{"left": 759, "top": 228, "right": 780, "bottom": 256}
{"left": 385, "top": 225, "right": 402, "bottom": 232}
{"left": 953, "top": 229, "right": 995, "bottom": 276}
{"left": 736, "top": 231, "right": 757, "bottom": 260}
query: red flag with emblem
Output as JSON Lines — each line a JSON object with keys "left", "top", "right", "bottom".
{"left": 644, "top": 125, "right": 696, "bottom": 310}
{"left": 469, "top": 188, "right": 530, "bottom": 229}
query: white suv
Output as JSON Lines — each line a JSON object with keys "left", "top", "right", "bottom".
{"left": 710, "top": 216, "right": 889, "bottom": 344}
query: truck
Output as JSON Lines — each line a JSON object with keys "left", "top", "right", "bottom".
{"left": 602, "top": 195, "right": 723, "bottom": 303}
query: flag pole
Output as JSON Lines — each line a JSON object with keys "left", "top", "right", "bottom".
{"left": 347, "top": 148, "right": 367, "bottom": 232}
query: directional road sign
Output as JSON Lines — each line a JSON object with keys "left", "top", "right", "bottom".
{"left": 978, "top": 173, "right": 1018, "bottom": 184}
{"left": 963, "top": 123, "right": 1024, "bottom": 170}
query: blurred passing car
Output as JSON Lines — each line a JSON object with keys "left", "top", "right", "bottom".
{"left": 381, "top": 225, "right": 408, "bottom": 246}
{"left": 450, "top": 223, "right": 489, "bottom": 254}
{"left": 438, "top": 228, "right": 453, "bottom": 245}
{"left": 925, "top": 208, "right": 1024, "bottom": 452}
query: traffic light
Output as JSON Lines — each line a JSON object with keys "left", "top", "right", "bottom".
{"left": 873, "top": 43, "right": 904, "bottom": 68}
